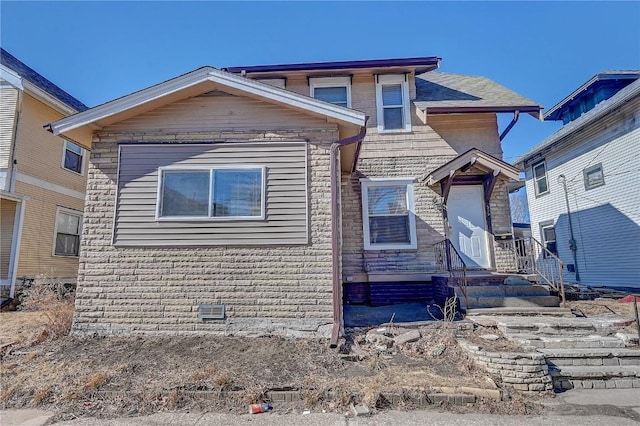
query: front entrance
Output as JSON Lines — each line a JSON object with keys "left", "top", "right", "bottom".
{"left": 447, "top": 185, "right": 491, "bottom": 269}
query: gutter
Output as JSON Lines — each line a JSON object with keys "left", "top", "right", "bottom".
{"left": 330, "top": 118, "right": 368, "bottom": 347}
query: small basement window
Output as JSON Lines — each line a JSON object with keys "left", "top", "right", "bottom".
{"left": 583, "top": 163, "right": 604, "bottom": 190}
{"left": 198, "top": 304, "right": 225, "bottom": 320}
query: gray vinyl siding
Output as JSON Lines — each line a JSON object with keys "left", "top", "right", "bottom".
{"left": 114, "top": 142, "right": 308, "bottom": 246}
{"left": 0, "top": 84, "right": 18, "bottom": 169}
{"left": 525, "top": 94, "right": 640, "bottom": 288}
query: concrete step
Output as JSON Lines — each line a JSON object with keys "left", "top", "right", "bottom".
{"left": 510, "top": 335, "right": 628, "bottom": 349}
{"left": 541, "top": 348, "right": 640, "bottom": 366}
{"left": 465, "top": 307, "right": 573, "bottom": 317}
{"left": 549, "top": 365, "right": 640, "bottom": 390}
{"left": 461, "top": 295, "right": 560, "bottom": 309}
{"left": 459, "top": 285, "right": 552, "bottom": 298}
{"left": 473, "top": 316, "right": 630, "bottom": 336}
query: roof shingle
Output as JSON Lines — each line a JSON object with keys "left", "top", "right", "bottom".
{"left": 0, "top": 48, "right": 88, "bottom": 112}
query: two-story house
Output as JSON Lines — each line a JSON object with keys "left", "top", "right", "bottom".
{"left": 0, "top": 49, "right": 90, "bottom": 305}
{"left": 514, "top": 71, "right": 640, "bottom": 289}
{"left": 44, "top": 57, "right": 542, "bottom": 342}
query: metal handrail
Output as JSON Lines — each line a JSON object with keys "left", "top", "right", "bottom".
{"left": 433, "top": 239, "right": 468, "bottom": 309}
{"left": 513, "top": 236, "right": 566, "bottom": 307}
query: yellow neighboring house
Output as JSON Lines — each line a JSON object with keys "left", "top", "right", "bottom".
{"left": 1, "top": 48, "right": 90, "bottom": 305}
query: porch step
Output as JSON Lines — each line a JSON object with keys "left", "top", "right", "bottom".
{"left": 465, "top": 307, "right": 573, "bottom": 317}
{"left": 510, "top": 335, "right": 628, "bottom": 349}
{"left": 542, "top": 348, "right": 640, "bottom": 366}
{"left": 549, "top": 365, "right": 640, "bottom": 390}
{"left": 473, "top": 316, "right": 630, "bottom": 337}
{"left": 461, "top": 284, "right": 552, "bottom": 297}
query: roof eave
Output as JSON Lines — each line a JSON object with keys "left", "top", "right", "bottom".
{"left": 422, "top": 105, "right": 543, "bottom": 119}
{"left": 543, "top": 72, "right": 640, "bottom": 121}
{"left": 223, "top": 57, "right": 441, "bottom": 75}
{"left": 47, "top": 67, "right": 366, "bottom": 136}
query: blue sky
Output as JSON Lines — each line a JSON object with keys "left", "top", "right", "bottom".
{"left": 1, "top": 1, "right": 639, "bottom": 162}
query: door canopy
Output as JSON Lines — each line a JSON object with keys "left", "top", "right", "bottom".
{"left": 422, "top": 148, "right": 520, "bottom": 203}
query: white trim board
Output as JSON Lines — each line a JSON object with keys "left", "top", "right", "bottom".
{"left": 15, "top": 172, "right": 85, "bottom": 201}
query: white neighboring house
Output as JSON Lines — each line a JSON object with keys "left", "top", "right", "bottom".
{"left": 514, "top": 71, "right": 640, "bottom": 289}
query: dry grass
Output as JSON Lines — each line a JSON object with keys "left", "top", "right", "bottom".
{"left": 0, "top": 310, "right": 548, "bottom": 419}
{"left": 19, "top": 274, "right": 74, "bottom": 339}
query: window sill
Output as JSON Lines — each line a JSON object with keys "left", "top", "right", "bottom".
{"left": 155, "top": 216, "right": 266, "bottom": 222}
{"left": 364, "top": 244, "right": 417, "bottom": 251}
{"left": 376, "top": 128, "right": 412, "bottom": 135}
{"left": 62, "top": 166, "right": 84, "bottom": 177}
{"left": 52, "top": 253, "right": 80, "bottom": 259}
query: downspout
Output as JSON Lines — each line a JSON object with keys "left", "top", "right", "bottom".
{"left": 8, "top": 88, "right": 23, "bottom": 192}
{"left": 499, "top": 111, "right": 519, "bottom": 141}
{"left": 330, "top": 118, "right": 368, "bottom": 347}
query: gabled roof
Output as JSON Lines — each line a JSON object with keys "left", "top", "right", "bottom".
{"left": 46, "top": 66, "right": 367, "bottom": 136}
{"left": 543, "top": 70, "right": 640, "bottom": 121}
{"left": 423, "top": 148, "right": 520, "bottom": 185}
{"left": 414, "top": 72, "right": 543, "bottom": 118}
{"left": 0, "top": 48, "right": 88, "bottom": 112}
{"left": 513, "top": 79, "right": 640, "bottom": 169}
{"left": 223, "top": 56, "right": 441, "bottom": 76}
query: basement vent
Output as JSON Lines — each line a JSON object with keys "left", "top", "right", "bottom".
{"left": 198, "top": 304, "right": 225, "bottom": 320}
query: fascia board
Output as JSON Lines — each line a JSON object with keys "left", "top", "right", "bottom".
{"left": 23, "top": 80, "right": 78, "bottom": 115}
{"left": 0, "top": 64, "right": 23, "bottom": 90}
{"left": 48, "top": 67, "right": 366, "bottom": 135}
{"left": 426, "top": 151, "right": 519, "bottom": 184}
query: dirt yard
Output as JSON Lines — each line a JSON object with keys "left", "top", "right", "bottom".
{"left": 0, "top": 309, "right": 547, "bottom": 422}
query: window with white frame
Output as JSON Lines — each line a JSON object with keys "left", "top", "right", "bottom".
{"left": 540, "top": 222, "right": 557, "bottom": 257}
{"left": 309, "top": 76, "right": 351, "bottom": 108}
{"left": 583, "top": 163, "right": 604, "bottom": 190}
{"left": 62, "top": 140, "right": 85, "bottom": 174}
{"left": 532, "top": 160, "right": 549, "bottom": 196}
{"left": 54, "top": 207, "right": 82, "bottom": 257}
{"left": 361, "top": 179, "right": 417, "bottom": 250}
{"left": 157, "top": 167, "right": 265, "bottom": 220}
{"left": 375, "top": 74, "right": 411, "bottom": 132}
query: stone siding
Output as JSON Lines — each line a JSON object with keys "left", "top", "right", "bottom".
{"left": 73, "top": 128, "right": 338, "bottom": 337}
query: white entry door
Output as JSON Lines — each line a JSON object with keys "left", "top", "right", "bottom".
{"left": 447, "top": 185, "right": 491, "bottom": 269}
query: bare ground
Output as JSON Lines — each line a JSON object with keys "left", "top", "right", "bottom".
{"left": 0, "top": 311, "right": 547, "bottom": 421}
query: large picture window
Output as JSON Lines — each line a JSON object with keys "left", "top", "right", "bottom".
{"left": 54, "top": 207, "right": 82, "bottom": 257}
{"left": 361, "top": 179, "right": 417, "bottom": 250}
{"left": 157, "top": 167, "right": 265, "bottom": 220}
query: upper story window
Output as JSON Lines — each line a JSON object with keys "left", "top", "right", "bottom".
{"left": 157, "top": 166, "right": 265, "bottom": 220}
{"left": 375, "top": 74, "right": 411, "bottom": 132}
{"left": 361, "top": 178, "right": 417, "bottom": 250}
{"left": 54, "top": 207, "right": 82, "bottom": 257}
{"left": 532, "top": 160, "right": 549, "bottom": 196}
{"left": 309, "top": 76, "right": 351, "bottom": 108}
{"left": 583, "top": 163, "right": 605, "bottom": 190}
{"left": 62, "top": 140, "right": 85, "bottom": 175}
